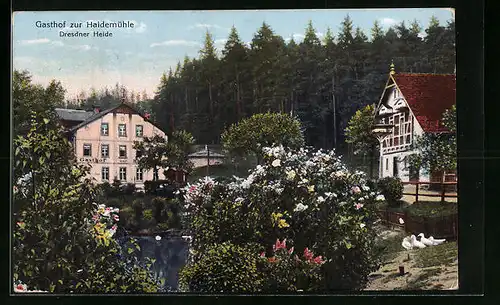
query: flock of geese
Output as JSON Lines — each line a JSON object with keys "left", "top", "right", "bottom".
{"left": 402, "top": 233, "right": 446, "bottom": 250}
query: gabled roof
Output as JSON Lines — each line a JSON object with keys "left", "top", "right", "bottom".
{"left": 68, "top": 102, "right": 165, "bottom": 133}
{"left": 55, "top": 108, "right": 94, "bottom": 122}
{"left": 377, "top": 72, "right": 456, "bottom": 133}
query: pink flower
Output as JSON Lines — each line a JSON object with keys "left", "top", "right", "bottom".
{"left": 351, "top": 186, "right": 361, "bottom": 194}
{"left": 273, "top": 239, "right": 287, "bottom": 252}
{"left": 354, "top": 203, "right": 364, "bottom": 210}
{"left": 13, "top": 186, "right": 18, "bottom": 194}
{"left": 288, "top": 247, "right": 294, "bottom": 254}
{"left": 111, "top": 225, "right": 117, "bottom": 231}
{"left": 268, "top": 256, "right": 277, "bottom": 263}
{"left": 113, "top": 214, "right": 120, "bottom": 222}
{"left": 188, "top": 185, "right": 197, "bottom": 193}
{"left": 313, "top": 256, "right": 325, "bottom": 265}
{"left": 303, "top": 247, "right": 314, "bottom": 261}
{"left": 16, "top": 284, "right": 25, "bottom": 291}
{"left": 260, "top": 252, "right": 266, "bottom": 258}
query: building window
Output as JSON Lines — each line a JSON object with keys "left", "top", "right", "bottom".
{"left": 101, "top": 123, "right": 109, "bottom": 136}
{"left": 83, "top": 144, "right": 92, "bottom": 156}
{"left": 136, "top": 168, "right": 143, "bottom": 181}
{"left": 119, "top": 145, "right": 127, "bottom": 159}
{"left": 102, "top": 167, "right": 109, "bottom": 181}
{"left": 118, "top": 124, "right": 127, "bottom": 137}
{"left": 119, "top": 167, "right": 127, "bottom": 181}
{"left": 385, "top": 158, "right": 389, "bottom": 170}
{"left": 406, "top": 135, "right": 411, "bottom": 143}
{"left": 101, "top": 144, "right": 109, "bottom": 158}
{"left": 136, "top": 125, "right": 143, "bottom": 137}
{"left": 394, "top": 137, "right": 399, "bottom": 146}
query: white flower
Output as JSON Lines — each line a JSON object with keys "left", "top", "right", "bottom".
{"left": 376, "top": 194, "right": 385, "bottom": 201}
{"left": 286, "top": 170, "right": 296, "bottom": 180}
{"left": 77, "top": 269, "right": 83, "bottom": 273}
{"left": 155, "top": 235, "right": 162, "bottom": 241}
{"left": 272, "top": 159, "right": 281, "bottom": 167}
{"left": 362, "top": 185, "right": 370, "bottom": 191}
{"left": 360, "top": 223, "right": 366, "bottom": 229}
{"left": 294, "top": 203, "right": 309, "bottom": 212}
{"left": 235, "top": 197, "right": 244, "bottom": 203}
{"left": 98, "top": 204, "right": 106, "bottom": 210}
{"left": 317, "top": 196, "right": 326, "bottom": 203}
{"left": 399, "top": 218, "right": 405, "bottom": 224}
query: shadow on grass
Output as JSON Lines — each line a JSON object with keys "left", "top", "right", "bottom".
{"left": 414, "top": 242, "right": 458, "bottom": 268}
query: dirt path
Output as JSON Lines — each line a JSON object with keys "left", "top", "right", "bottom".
{"left": 364, "top": 247, "right": 458, "bottom": 290}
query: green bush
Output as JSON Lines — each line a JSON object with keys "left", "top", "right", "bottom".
{"left": 178, "top": 242, "right": 263, "bottom": 293}
{"left": 123, "top": 183, "right": 136, "bottom": 195}
{"left": 119, "top": 206, "right": 135, "bottom": 228}
{"left": 152, "top": 197, "right": 167, "bottom": 223}
{"left": 143, "top": 209, "right": 154, "bottom": 221}
{"left": 377, "top": 177, "right": 404, "bottom": 206}
{"left": 132, "top": 199, "right": 144, "bottom": 222}
{"left": 12, "top": 114, "right": 160, "bottom": 293}
{"left": 407, "top": 201, "right": 457, "bottom": 217}
{"left": 106, "top": 198, "right": 123, "bottom": 209}
{"left": 183, "top": 146, "right": 382, "bottom": 291}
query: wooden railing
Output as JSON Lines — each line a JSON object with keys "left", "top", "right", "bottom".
{"left": 402, "top": 181, "right": 458, "bottom": 203}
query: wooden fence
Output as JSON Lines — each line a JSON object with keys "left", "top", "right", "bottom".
{"left": 402, "top": 181, "right": 458, "bottom": 203}
{"left": 377, "top": 209, "right": 458, "bottom": 239}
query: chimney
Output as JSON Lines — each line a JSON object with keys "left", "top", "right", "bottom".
{"left": 92, "top": 104, "right": 101, "bottom": 114}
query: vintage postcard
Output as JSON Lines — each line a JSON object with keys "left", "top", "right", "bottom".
{"left": 12, "top": 8, "right": 458, "bottom": 294}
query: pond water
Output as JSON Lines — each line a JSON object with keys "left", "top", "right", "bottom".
{"left": 117, "top": 233, "right": 190, "bottom": 291}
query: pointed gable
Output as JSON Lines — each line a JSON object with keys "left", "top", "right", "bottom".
{"left": 393, "top": 73, "right": 456, "bottom": 133}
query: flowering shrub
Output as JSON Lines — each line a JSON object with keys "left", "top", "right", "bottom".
{"left": 377, "top": 177, "right": 403, "bottom": 206}
{"left": 258, "top": 239, "right": 324, "bottom": 292}
{"left": 180, "top": 145, "right": 383, "bottom": 291}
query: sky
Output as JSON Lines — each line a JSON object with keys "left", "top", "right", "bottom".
{"left": 12, "top": 9, "right": 454, "bottom": 100}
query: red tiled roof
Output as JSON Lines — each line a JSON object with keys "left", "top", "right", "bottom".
{"left": 393, "top": 73, "right": 456, "bottom": 133}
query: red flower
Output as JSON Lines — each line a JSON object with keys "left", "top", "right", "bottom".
{"left": 16, "top": 284, "right": 25, "bottom": 291}
{"left": 288, "top": 246, "right": 294, "bottom": 254}
{"left": 259, "top": 252, "right": 266, "bottom": 258}
{"left": 303, "top": 247, "right": 314, "bottom": 261}
{"left": 273, "top": 238, "right": 287, "bottom": 252}
{"left": 313, "top": 256, "right": 325, "bottom": 265}
{"left": 268, "top": 256, "right": 277, "bottom": 263}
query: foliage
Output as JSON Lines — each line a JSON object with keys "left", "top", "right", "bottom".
{"left": 163, "top": 130, "right": 195, "bottom": 173}
{"left": 152, "top": 197, "right": 167, "bottom": 223}
{"left": 258, "top": 239, "right": 324, "bottom": 292}
{"left": 133, "top": 134, "right": 169, "bottom": 181}
{"left": 409, "top": 105, "right": 457, "bottom": 174}
{"left": 221, "top": 112, "right": 305, "bottom": 162}
{"left": 12, "top": 115, "right": 160, "bottom": 293}
{"left": 143, "top": 209, "right": 154, "bottom": 221}
{"left": 345, "top": 104, "right": 378, "bottom": 156}
{"left": 178, "top": 242, "right": 263, "bottom": 293}
{"left": 406, "top": 201, "right": 457, "bottom": 217}
{"left": 123, "top": 183, "right": 137, "bottom": 195}
{"left": 180, "top": 145, "right": 383, "bottom": 291}
{"left": 119, "top": 206, "right": 135, "bottom": 228}
{"left": 132, "top": 199, "right": 145, "bottom": 223}
{"left": 377, "top": 177, "right": 404, "bottom": 206}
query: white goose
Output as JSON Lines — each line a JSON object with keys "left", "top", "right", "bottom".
{"left": 410, "top": 235, "right": 426, "bottom": 249}
{"left": 401, "top": 236, "right": 413, "bottom": 250}
{"left": 429, "top": 236, "right": 446, "bottom": 245}
{"left": 417, "top": 233, "right": 435, "bottom": 247}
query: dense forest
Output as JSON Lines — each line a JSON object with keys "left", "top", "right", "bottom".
{"left": 64, "top": 15, "right": 455, "bottom": 152}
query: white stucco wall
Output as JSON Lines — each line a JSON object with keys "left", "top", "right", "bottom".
{"left": 377, "top": 84, "right": 430, "bottom": 182}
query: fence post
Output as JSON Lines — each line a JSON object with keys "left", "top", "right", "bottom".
{"left": 415, "top": 182, "right": 419, "bottom": 203}
{"left": 441, "top": 182, "right": 446, "bottom": 203}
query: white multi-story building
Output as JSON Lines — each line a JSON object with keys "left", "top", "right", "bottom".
{"left": 56, "top": 102, "right": 168, "bottom": 189}
{"left": 374, "top": 66, "right": 456, "bottom": 182}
